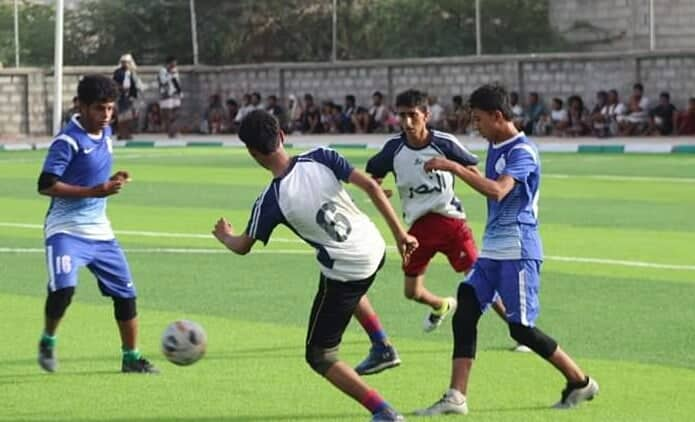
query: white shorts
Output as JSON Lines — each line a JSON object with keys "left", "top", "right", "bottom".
{"left": 159, "top": 98, "right": 181, "bottom": 109}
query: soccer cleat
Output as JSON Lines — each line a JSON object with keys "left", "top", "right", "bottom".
{"left": 38, "top": 339, "right": 57, "bottom": 373}
{"left": 552, "top": 377, "right": 599, "bottom": 409}
{"left": 355, "top": 344, "right": 401, "bottom": 376}
{"left": 423, "top": 297, "right": 457, "bottom": 333}
{"left": 371, "top": 407, "right": 405, "bottom": 421}
{"left": 122, "top": 357, "right": 160, "bottom": 374}
{"left": 414, "top": 389, "right": 469, "bottom": 416}
{"left": 512, "top": 343, "right": 532, "bottom": 353}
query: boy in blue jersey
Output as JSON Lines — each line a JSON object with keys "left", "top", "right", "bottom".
{"left": 416, "top": 85, "right": 598, "bottom": 415}
{"left": 212, "top": 110, "right": 418, "bottom": 422}
{"left": 37, "top": 75, "right": 157, "bottom": 374}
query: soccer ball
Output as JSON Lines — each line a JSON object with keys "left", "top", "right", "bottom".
{"left": 161, "top": 320, "right": 207, "bottom": 366}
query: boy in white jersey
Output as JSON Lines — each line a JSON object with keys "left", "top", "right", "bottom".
{"left": 37, "top": 75, "right": 157, "bottom": 373}
{"left": 416, "top": 85, "right": 598, "bottom": 416}
{"left": 365, "top": 89, "right": 481, "bottom": 333}
{"left": 212, "top": 110, "right": 418, "bottom": 422}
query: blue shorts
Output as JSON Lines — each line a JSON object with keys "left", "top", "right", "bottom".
{"left": 45, "top": 233, "right": 135, "bottom": 298}
{"left": 464, "top": 258, "right": 541, "bottom": 326}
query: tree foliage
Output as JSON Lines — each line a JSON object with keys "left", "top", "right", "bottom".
{"left": 0, "top": 0, "right": 571, "bottom": 67}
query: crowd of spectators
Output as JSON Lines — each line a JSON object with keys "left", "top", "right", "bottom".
{"left": 78, "top": 56, "right": 695, "bottom": 139}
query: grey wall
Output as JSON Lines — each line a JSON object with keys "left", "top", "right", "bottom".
{"left": 2, "top": 49, "right": 695, "bottom": 136}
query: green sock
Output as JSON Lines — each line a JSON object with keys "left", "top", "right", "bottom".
{"left": 41, "top": 333, "right": 56, "bottom": 347}
{"left": 122, "top": 348, "right": 141, "bottom": 362}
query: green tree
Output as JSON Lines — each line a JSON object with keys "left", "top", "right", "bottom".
{"left": 0, "top": 1, "right": 54, "bottom": 67}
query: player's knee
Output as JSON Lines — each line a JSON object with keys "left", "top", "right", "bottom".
{"left": 508, "top": 323, "right": 558, "bottom": 359}
{"left": 305, "top": 345, "right": 339, "bottom": 375}
{"left": 452, "top": 283, "right": 482, "bottom": 359}
{"left": 45, "top": 287, "right": 75, "bottom": 320}
{"left": 112, "top": 297, "right": 137, "bottom": 321}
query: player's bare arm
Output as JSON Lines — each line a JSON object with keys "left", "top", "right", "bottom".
{"left": 349, "top": 169, "right": 418, "bottom": 263}
{"left": 371, "top": 176, "right": 393, "bottom": 198}
{"left": 38, "top": 174, "right": 126, "bottom": 198}
{"left": 424, "top": 157, "right": 515, "bottom": 201}
{"left": 212, "top": 217, "right": 255, "bottom": 255}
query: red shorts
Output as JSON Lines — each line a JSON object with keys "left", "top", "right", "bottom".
{"left": 403, "top": 213, "right": 478, "bottom": 276}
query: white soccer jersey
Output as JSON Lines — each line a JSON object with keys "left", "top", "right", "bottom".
{"left": 366, "top": 130, "right": 479, "bottom": 226}
{"left": 245, "top": 148, "right": 386, "bottom": 281}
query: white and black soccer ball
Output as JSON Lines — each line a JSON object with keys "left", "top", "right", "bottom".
{"left": 161, "top": 320, "right": 207, "bottom": 366}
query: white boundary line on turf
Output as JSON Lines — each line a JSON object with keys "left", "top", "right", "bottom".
{"left": 544, "top": 174, "right": 695, "bottom": 183}
{"left": 2, "top": 222, "right": 694, "bottom": 271}
{"left": 0, "top": 247, "right": 693, "bottom": 270}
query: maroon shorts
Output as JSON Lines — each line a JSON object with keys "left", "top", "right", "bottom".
{"left": 403, "top": 213, "right": 478, "bottom": 276}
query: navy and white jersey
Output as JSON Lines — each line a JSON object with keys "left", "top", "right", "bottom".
{"left": 245, "top": 147, "right": 386, "bottom": 281}
{"left": 41, "top": 115, "right": 115, "bottom": 240}
{"left": 480, "top": 132, "right": 543, "bottom": 260}
{"left": 366, "top": 130, "right": 478, "bottom": 225}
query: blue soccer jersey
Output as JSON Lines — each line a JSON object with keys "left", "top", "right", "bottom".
{"left": 366, "top": 130, "right": 478, "bottom": 225}
{"left": 480, "top": 132, "right": 543, "bottom": 260}
{"left": 245, "top": 147, "right": 386, "bottom": 281}
{"left": 42, "top": 115, "right": 115, "bottom": 240}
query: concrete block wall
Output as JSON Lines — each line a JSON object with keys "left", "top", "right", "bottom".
{"left": 2, "top": 50, "right": 695, "bottom": 136}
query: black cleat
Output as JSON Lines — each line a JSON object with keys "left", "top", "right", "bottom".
{"left": 38, "top": 340, "right": 57, "bottom": 373}
{"left": 122, "top": 357, "right": 159, "bottom": 374}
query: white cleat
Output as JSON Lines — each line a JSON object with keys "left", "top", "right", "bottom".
{"left": 553, "top": 377, "right": 599, "bottom": 409}
{"left": 512, "top": 344, "right": 532, "bottom": 353}
{"left": 423, "top": 297, "right": 457, "bottom": 333}
{"left": 414, "top": 389, "right": 468, "bottom": 416}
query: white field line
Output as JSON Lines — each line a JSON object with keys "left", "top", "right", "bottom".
{"left": 1, "top": 222, "right": 693, "bottom": 271}
{"left": 543, "top": 174, "right": 695, "bottom": 183}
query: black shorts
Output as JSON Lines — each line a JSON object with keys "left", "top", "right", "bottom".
{"left": 305, "top": 263, "right": 382, "bottom": 349}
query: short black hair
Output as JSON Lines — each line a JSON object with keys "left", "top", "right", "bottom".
{"left": 346, "top": 95, "right": 356, "bottom": 103}
{"left": 238, "top": 110, "right": 280, "bottom": 155}
{"left": 166, "top": 55, "right": 176, "bottom": 64}
{"left": 468, "top": 84, "right": 513, "bottom": 120}
{"left": 453, "top": 95, "right": 463, "bottom": 105}
{"left": 373, "top": 91, "right": 383, "bottom": 99}
{"left": 552, "top": 97, "right": 563, "bottom": 108}
{"left": 77, "top": 74, "right": 118, "bottom": 106}
{"left": 660, "top": 91, "right": 670, "bottom": 99}
{"left": 633, "top": 83, "right": 644, "bottom": 92}
{"left": 395, "top": 89, "right": 428, "bottom": 111}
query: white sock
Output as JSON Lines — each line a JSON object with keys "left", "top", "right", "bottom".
{"left": 446, "top": 388, "right": 466, "bottom": 403}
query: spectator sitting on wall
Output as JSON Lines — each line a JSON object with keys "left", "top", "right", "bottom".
{"left": 63, "top": 96, "right": 80, "bottom": 126}
{"left": 266, "top": 95, "right": 287, "bottom": 131}
{"left": 225, "top": 99, "right": 239, "bottom": 133}
{"left": 524, "top": 92, "right": 547, "bottom": 135}
{"left": 341, "top": 95, "right": 357, "bottom": 133}
{"left": 590, "top": 90, "right": 609, "bottom": 137}
{"left": 320, "top": 101, "right": 337, "bottom": 133}
{"left": 234, "top": 94, "right": 254, "bottom": 125}
{"left": 648, "top": 91, "right": 677, "bottom": 136}
{"left": 541, "top": 97, "right": 568, "bottom": 136}
{"left": 675, "top": 97, "right": 695, "bottom": 135}
{"left": 204, "top": 94, "right": 225, "bottom": 134}
{"left": 143, "top": 102, "right": 162, "bottom": 133}
{"left": 446, "top": 95, "right": 468, "bottom": 133}
{"left": 427, "top": 95, "right": 445, "bottom": 130}
{"left": 602, "top": 89, "right": 627, "bottom": 136}
{"left": 250, "top": 92, "right": 263, "bottom": 110}
{"left": 565, "top": 95, "right": 590, "bottom": 137}
{"left": 300, "top": 93, "right": 322, "bottom": 133}
{"left": 368, "top": 91, "right": 389, "bottom": 133}
{"left": 353, "top": 105, "right": 370, "bottom": 133}
{"left": 509, "top": 91, "right": 525, "bottom": 130}
{"left": 286, "top": 94, "right": 303, "bottom": 134}
{"left": 619, "top": 83, "right": 650, "bottom": 136}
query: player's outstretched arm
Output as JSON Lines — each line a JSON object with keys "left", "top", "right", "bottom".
{"left": 212, "top": 217, "right": 256, "bottom": 255}
{"left": 37, "top": 172, "right": 127, "bottom": 198}
{"left": 424, "top": 157, "right": 515, "bottom": 201}
{"left": 348, "top": 169, "right": 418, "bottom": 263}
